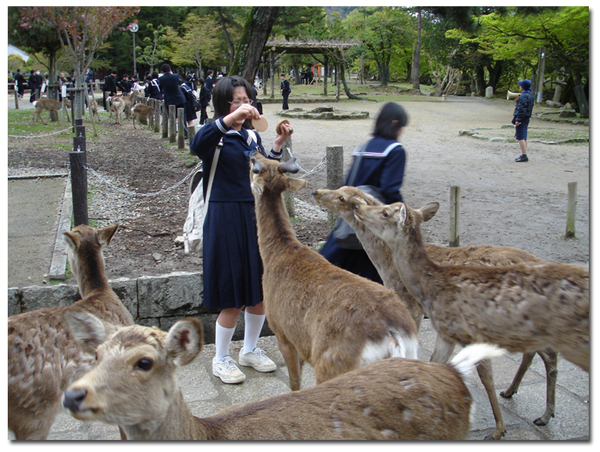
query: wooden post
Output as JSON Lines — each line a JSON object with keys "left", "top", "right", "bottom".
{"left": 326, "top": 145, "right": 344, "bottom": 227}
{"left": 169, "top": 105, "right": 176, "bottom": 143}
{"left": 155, "top": 100, "right": 162, "bottom": 134}
{"left": 177, "top": 107, "right": 185, "bottom": 148}
{"left": 70, "top": 119, "right": 88, "bottom": 226}
{"left": 162, "top": 101, "right": 169, "bottom": 138}
{"left": 189, "top": 124, "right": 197, "bottom": 143}
{"left": 566, "top": 181, "right": 578, "bottom": 238}
{"left": 282, "top": 138, "right": 295, "bottom": 217}
{"left": 449, "top": 186, "right": 460, "bottom": 247}
{"left": 14, "top": 89, "right": 19, "bottom": 110}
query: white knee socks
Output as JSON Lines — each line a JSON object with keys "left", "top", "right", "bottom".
{"left": 241, "top": 311, "right": 266, "bottom": 354}
{"left": 215, "top": 322, "right": 236, "bottom": 361}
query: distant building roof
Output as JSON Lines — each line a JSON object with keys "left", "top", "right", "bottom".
{"left": 8, "top": 44, "right": 30, "bottom": 62}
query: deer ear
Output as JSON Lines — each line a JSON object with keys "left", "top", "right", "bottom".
{"left": 166, "top": 318, "right": 204, "bottom": 367}
{"left": 286, "top": 178, "right": 307, "bottom": 193}
{"left": 65, "top": 311, "right": 114, "bottom": 354}
{"left": 63, "top": 231, "right": 79, "bottom": 251}
{"left": 399, "top": 204, "right": 408, "bottom": 226}
{"left": 420, "top": 202, "right": 440, "bottom": 223}
{"left": 98, "top": 224, "right": 119, "bottom": 246}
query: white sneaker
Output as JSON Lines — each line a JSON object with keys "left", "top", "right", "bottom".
{"left": 212, "top": 356, "right": 246, "bottom": 384}
{"left": 238, "top": 347, "right": 276, "bottom": 372}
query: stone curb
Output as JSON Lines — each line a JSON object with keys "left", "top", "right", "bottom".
{"left": 8, "top": 271, "right": 274, "bottom": 344}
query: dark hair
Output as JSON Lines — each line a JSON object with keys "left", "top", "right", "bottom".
{"left": 212, "top": 75, "right": 254, "bottom": 118}
{"left": 161, "top": 63, "right": 171, "bottom": 73}
{"left": 198, "top": 77, "right": 205, "bottom": 85}
{"left": 373, "top": 102, "right": 408, "bottom": 140}
{"left": 151, "top": 71, "right": 159, "bottom": 79}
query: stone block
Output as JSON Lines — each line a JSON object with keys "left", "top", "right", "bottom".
{"left": 109, "top": 277, "right": 139, "bottom": 319}
{"left": 21, "top": 283, "right": 80, "bottom": 312}
{"left": 137, "top": 271, "right": 203, "bottom": 318}
{"left": 8, "top": 288, "right": 22, "bottom": 316}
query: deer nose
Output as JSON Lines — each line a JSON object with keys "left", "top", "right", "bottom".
{"left": 62, "top": 388, "right": 87, "bottom": 413}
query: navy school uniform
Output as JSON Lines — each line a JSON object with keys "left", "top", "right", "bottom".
{"left": 189, "top": 118, "right": 282, "bottom": 310}
{"left": 320, "top": 135, "right": 406, "bottom": 283}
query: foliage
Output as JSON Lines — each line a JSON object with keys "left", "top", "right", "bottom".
{"left": 136, "top": 23, "right": 169, "bottom": 74}
{"left": 19, "top": 7, "right": 139, "bottom": 80}
{"left": 164, "top": 13, "right": 220, "bottom": 74}
{"left": 343, "top": 7, "right": 414, "bottom": 85}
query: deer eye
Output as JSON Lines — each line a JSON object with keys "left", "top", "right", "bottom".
{"left": 338, "top": 196, "right": 345, "bottom": 203}
{"left": 135, "top": 358, "right": 154, "bottom": 371}
{"left": 381, "top": 210, "right": 389, "bottom": 218}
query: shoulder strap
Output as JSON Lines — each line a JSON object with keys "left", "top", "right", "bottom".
{"left": 203, "top": 145, "right": 221, "bottom": 210}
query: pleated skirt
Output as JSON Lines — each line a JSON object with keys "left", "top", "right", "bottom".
{"left": 202, "top": 201, "right": 264, "bottom": 310}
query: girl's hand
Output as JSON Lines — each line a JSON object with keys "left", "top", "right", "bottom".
{"left": 273, "top": 121, "right": 293, "bottom": 152}
{"left": 225, "top": 103, "right": 260, "bottom": 129}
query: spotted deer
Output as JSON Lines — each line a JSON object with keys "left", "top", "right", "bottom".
{"left": 62, "top": 313, "right": 506, "bottom": 440}
{"left": 354, "top": 201, "right": 589, "bottom": 439}
{"left": 33, "top": 97, "right": 71, "bottom": 125}
{"left": 132, "top": 103, "right": 155, "bottom": 129}
{"left": 313, "top": 186, "right": 557, "bottom": 427}
{"left": 8, "top": 224, "right": 134, "bottom": 440}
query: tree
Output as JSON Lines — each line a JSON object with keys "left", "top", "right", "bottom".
{"left": 19, "top": 7, "right": 139, "bottom": 119}
{"left": 136, "top": 23, "right": 169, "bottom": 74}
{"left": 230, "top": 7, "right": 280, "bottom": 83}
{"left": 344, "top": 7, "right": 413, "bottom": 85}
{"left": 164, "top": 13, "right": 220, "bottom": 75}
{"left": 410, "top": 8, "right": 423, "bottom": 90}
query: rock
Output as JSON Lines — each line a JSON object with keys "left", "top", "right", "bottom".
{"left": 308, "top": 105, "right": 334, "bottom": 113}
{"left": 153, "top": 252, "right": 163, "bottom": 262}
{"left": 559, "top": 109, "right": 577, "bottom": 118}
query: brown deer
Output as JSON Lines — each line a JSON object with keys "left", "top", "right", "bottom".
{"left": 32, "top": 97, "right": 71, "bottom": 125}
{"left": 249, "top": 154, "right": 418, "bottom": 391}
{"left": 354, "top": 201, "right": 589, "bottom": 439}
{"left": 62, "top": 313, "right": 506, "bottom": 440}
{"left": 313, "top": 186, "right": 557, "bottom": 427}
{"left": 132, "top": 103, "right": 155, "bottom": 129}
{"left": 8, "top": 224, "right": 134, "bottom": 440}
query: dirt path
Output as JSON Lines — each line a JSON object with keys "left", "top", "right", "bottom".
{"left": 7, "top": 95, "right": 590, "bottom": 285}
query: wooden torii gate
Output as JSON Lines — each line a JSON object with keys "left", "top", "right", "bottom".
{"left": 263, "top": 39, "right": 358, "bottom": 101}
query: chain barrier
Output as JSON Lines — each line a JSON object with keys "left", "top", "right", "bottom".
{"left": 286, "top": 147, "right": 327, "bottom": 178}
{"left": 83, "top": 150, "right": 327, "bottom": 199}
{"left": 84, "top": 162, "right": 202, "bottom": 197}
{"left": 8, "top": 127, "right": 74, "bottom": 139}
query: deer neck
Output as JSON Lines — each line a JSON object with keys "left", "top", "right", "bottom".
{"left": 254, "top": 188, "right": 300, "bottom": 265}
{"left": 390, "top": 226, "right": 439, "bottom": 314}
{"left": 123, "top": 391, "right": 211, "bottom": 440}
{"left": 75, "top": 251, "right": 111, "bottom": 298}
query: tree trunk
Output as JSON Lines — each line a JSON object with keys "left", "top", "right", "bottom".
{"left": 217, "top": 8, "right": 236, "bottom": 70}
{"left": 230, "top": 7, "right": 279, "bottom": 84}
{"left": 411, "top": 8, "right": 422, "bottom": 90}
{"left": 339, "top": 63, "right": 367, "bottom": 100}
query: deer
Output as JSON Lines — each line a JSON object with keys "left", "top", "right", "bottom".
{"left": 132, "top": 103, "right": 155, "bottom": 129}
{"left": 353, "top": 200, "right": 589, "bottom": 439}
{"left": 249, "top": 154, "right": 418, "bottom": 391}
{"left": 32, "top": 97, "right": 71, "bottom": 125}
{"left": 107, "top": 92, "right": 139, "bottom": 124}
{"left": 8, "top": 224, "right": 134, "bottom": 440}
{"left": 62, "top": 313, "right": 506, "bottom": 440}
{"left": 313, "top": 186, "right": 557, "bottom": 427}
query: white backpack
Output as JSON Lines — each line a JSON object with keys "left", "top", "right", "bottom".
{"left": 183, "top": 130, "right": 258, "bottom": 254}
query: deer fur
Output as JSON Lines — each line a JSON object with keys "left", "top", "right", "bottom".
{"left": 132, "top": 103, "right": 155, "bottom": 129}
{"left": 62, "top": 313, "right": 506, "bottom": 440}
{"left": 7, "top": 224, "right": 134, "bottom": 440}
{"left": 313, "top": 186, "right": 557, "bottom": 427}
{"left": 33, "top": 98, "right": 71, "bottom": 125}
{"left": 354, "top": 201, "right": 589, "bottom": 439}
{"left": 249, "top": 154, "right": 418, "bottom": 391}
{"left": 108, "top": 92, "right": 138, "bottom": 124}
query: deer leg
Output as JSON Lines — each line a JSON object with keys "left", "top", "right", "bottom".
{"left": 533, "top": 348, "right": 557, "bottom": 426}
{"left": 500, "top": 351, "right": 535, "bottom": 398}
{"left": 430, "top": 335, "right": 455, "bottom": 363}
{"left": 276, "top": 335, "right": 303, "bottom": 391}
{"left": 477, "top": 359, "right": 506, "bottom": 440}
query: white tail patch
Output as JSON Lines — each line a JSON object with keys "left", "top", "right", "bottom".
{"left": 450, "top": 344, "right": 506, "bottom": 380}
{"left": 360, "top": 331, "right": 419, "bottom": 366}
